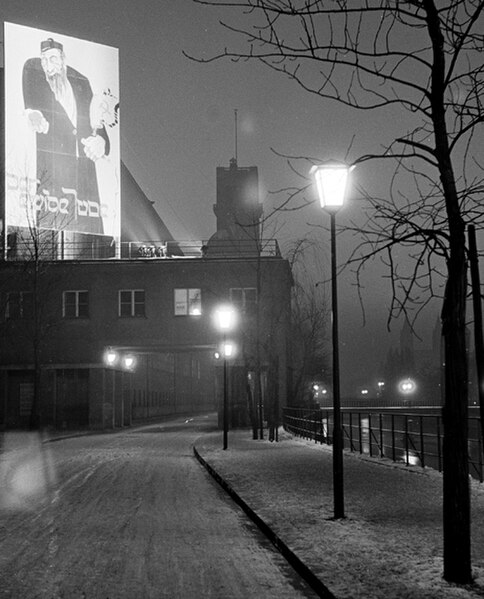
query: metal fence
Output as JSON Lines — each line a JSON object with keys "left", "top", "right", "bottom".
{"left": 282, "top": 406, "right": 484, "bottom": 481}
{"left": 4, "top": 237, "right": 282, "bottom": 261}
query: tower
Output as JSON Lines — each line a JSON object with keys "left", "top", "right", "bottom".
{"left": 212, "top": 158, "right": 263, "bottom": 245}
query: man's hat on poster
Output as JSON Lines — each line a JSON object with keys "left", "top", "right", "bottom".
{"left": 41, "top": 38, "right": 63, "bottom": 53}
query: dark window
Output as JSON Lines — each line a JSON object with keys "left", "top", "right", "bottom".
{"left": 230, "top": 288, "right": 257, "bottom": 313}
{"left": 6, "top": 292, "right": 34, "bottom": 319}
{"left": 119, "top": 290, "right": 145, "bottom": 317}
{"left": 63, "top": 291, "right": 89, "bottom": 318}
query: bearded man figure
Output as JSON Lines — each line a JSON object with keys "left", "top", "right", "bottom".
{"left": 22, "top": 38, "right": 109, "bottom": 234}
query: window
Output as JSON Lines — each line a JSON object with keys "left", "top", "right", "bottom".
{"left": 119, "top": 290, "right": 145, "bottom": 317}
{"left": 230, "top": 288, "right": 257, "bottom": 312}
{"left": 6, "top": 292, "right": 34, "bottom": 319}
{"left": 63, "top": 291, "right": 89, "bottom": 318}
{"left": 174, "top": 288, "right": 201, "bottom": 316}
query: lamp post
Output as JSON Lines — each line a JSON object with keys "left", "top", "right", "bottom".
{"left": 104, "top": 348, "right": 137, "bottom": 428}
{"left": 213, "top": 305, "right": 237, "bottom": 450}
{"left": 311, "top": 160, "right": 352, "bottom": 520}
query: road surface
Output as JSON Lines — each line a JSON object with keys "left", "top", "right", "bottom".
{"left": 0, "top": 414, "right": 317, "bottom": 598}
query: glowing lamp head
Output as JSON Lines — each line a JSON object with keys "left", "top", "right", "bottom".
{"left": 123, "top": 355, "right": 135, "bottom": 370}
{"left": 311, "top": 161, "right": 352, "bottom": 212}
{"left": 399, "top": 378, "right": 416, "bottom": 395}
{"left": 213, "top": 304, "right": 237, "bottom": 332}
{"left": 105, "top": 349, "right": 117, "bottom": 366}
{"left": 223, "top": 342, "right": 234, "bottom": 358}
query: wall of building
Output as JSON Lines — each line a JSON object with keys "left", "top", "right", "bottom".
{"left": 0, "top": 254, "right": 292, "bottom": 430}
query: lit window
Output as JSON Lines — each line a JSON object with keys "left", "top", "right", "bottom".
{"left": 6, "top": 292, "right": 34, "bottom": 319}
{"left": 230, "top": 288, "right": 257, "bottom": 312}
{"left": 174, "top": 288, "right": 202, "bottom": 316}
{"left": 63, "top": 291, "right": 89, "bottom": 318}
{"left": 119, "top": 290, "right": 145, "bottom": 317}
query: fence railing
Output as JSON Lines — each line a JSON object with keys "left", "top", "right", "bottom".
{"left": 282, "top": 406, "right": 484, "bottom": 481}
{"left": 5, "top": 237, "right": 282, "bottom": 261}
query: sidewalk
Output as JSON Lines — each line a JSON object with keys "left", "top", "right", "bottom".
{"left": 194, "top": 428, "right": 484, "bottom": 599}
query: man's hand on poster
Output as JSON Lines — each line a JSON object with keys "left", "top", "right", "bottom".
{"left": 81, "top": 135, "right": 106, "bottom": 162}
{"left": 25, "top": 109, "right": 49, "bottom": 134}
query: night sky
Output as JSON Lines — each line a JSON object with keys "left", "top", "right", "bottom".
{"left": 0, "top": 1, "right": 442, "bottom": 395}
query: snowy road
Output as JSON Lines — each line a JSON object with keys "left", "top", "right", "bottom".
{"left": 0, "top": 414, "right": 317, "bottom": 598}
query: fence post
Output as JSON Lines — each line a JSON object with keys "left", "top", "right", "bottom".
{"left": 437, "top": 415, "right": 442, "bottom": 472}
{"left": 358, "top": 413, "right": 363, "bottom": 454}
{"left": 405, "top": 416, "right": 409, "bottom": 466}
{"left": 379, "top": 412, "right": 384, "bottom": 458}
{"left": 478, "top": 417, "right": 483, "bottom": 483}
{"left": 391, "top": 414, "right": 396, "bottom": 462}
{"left": 419, "top": 415, "right": 425, "bottom": 468}
{"left": 349, "top": 412, "right": 354, "bottom": 451}
{"left": 369, "top": 413, "right": 373, "bottom": 457}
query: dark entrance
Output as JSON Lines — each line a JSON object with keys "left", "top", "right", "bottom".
{"left": 56, "top": 369, "right": 89, "bottom": 428}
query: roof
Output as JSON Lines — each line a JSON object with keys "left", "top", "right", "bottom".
{"left": 121, "top": 161, "right": 175, "bottom": 243}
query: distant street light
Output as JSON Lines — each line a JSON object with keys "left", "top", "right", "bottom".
{"left": 123, "top": 355, "right": 136, "bottom": 370}
{"left": 105, "top": 348, "right": 117, "bottom": 366}
{"left": 213, "top": 305, "right": 238, "bottom": 450}
{"left": 104, "top": 348, "right": 137, "bottom": 372}
{"left": 311, "top": 160, "right": 352, "bottom": 520}
{"left": 399, "top": 378, "right": 416, "bottom": 395}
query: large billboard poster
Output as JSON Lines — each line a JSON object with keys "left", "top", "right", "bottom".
{"left": 4, "top": 22, "right": 120, "bottom": 238}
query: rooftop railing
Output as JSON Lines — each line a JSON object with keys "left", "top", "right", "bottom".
{"left": 3, "top": 237, "right": 282, "bottom": 261}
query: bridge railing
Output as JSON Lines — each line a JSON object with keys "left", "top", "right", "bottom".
{"left": 282, "top": 406, "right": 484, "bottom": 481}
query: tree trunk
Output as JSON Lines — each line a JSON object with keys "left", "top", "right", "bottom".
{"left": 441, "top": 240, "right": 471, "bottom": 584}
{"left": 423, "top": 0, "right": 472, "bottom": 582}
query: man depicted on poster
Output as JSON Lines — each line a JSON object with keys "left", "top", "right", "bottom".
{"left": 22, "top": 37, "right": 112, "bottom": 233}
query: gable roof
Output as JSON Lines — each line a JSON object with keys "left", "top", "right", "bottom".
{"left": 121, "top": 161, "right": 175, "bottom": 243}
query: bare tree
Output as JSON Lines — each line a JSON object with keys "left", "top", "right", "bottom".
{"left": 2, "top": 180, "right": 70, "bottom": 429}
{"left": 286, "top": 238, "right": 329, "bottom": 406}
{"left": 188, "top": 0, "right": 484, "bottom": 584}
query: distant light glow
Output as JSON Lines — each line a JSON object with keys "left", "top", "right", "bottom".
{"left": 105, "top": 349, "right": 117, "bottom": 366}
{"left": 223, "top": 342, "right": 234, "bottom": 358}
{"left": 124, "top": 355, "right": 135, "bottom": 369}
{"left": 399, "top": 378, "right": 416, "bottom": 394}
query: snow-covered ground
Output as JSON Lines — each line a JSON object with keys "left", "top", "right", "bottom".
{"left": 195, "top": 428, "right": 484, "bottom": 599}
{"left": 0, "top": 419, "right": 318, "bottom": 598}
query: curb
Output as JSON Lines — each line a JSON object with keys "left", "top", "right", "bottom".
{"left": 193, "top": 445, "right": 336, "bottom": 599}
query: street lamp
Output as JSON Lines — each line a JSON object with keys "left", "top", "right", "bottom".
{"left": 399, "top": 378, "right": 416, "bottom": 395}
{"left": 123, "top": 355, "right": 136, "bottom": 371}
{"left": 213, "top": 305, "right": 238, "bottom": 450}
{"left": 105, "top": 348, "right": 118, "bottom": 366}
{"left": 311, "top": 160, "right": 352, "bottom": 520}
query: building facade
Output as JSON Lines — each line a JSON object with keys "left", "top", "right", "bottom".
{"left": 0, "top": 251, "right": 292, "bottom": 430}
